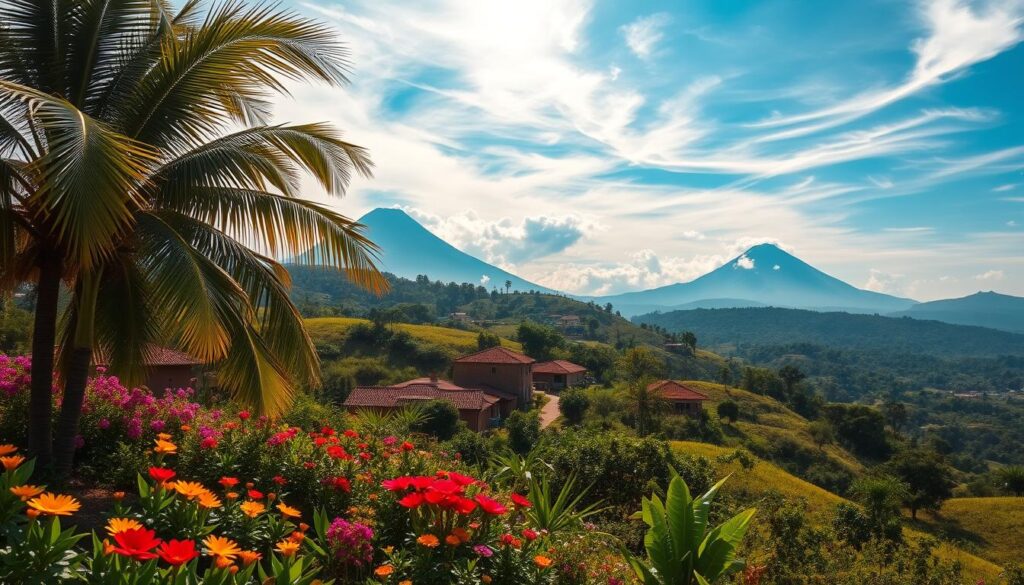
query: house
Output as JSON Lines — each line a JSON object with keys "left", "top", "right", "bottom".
{"left": 452, "top": 346, "right": 534, "bottom": 410}
{"left": 343, "top": 383, "right": 501, "bottom": 431}
{"left": 532, "top": 360, "right": 587, "bottom": 391}
{"left": 93, "top": 345, "right": 200, "bottom": 394}
{"left": 648, "top": 380, "right": 708, "bottom": 416}
{"left": 449, "top": 312, "right": 471, "bottom": 324}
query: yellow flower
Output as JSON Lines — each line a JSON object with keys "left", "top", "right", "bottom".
{"left": 203, "top": 535, "right": 241, "bottom": 560}
{"left": 0, "top": 444, "right": 17, "bottom": 456}
{"left": 533, "top": 555, "right": 553, "bottom": 569}
{"left": 153, "top": 439, "right": 177, "bottom": 455}
{"left": 416, "top": 534, "right": 440, "bottom": 548}
{"left": 27, "top": 493, "right": 81, "bottom": 516}
{"left": 274, "top": 540, "right": 300, "bottom": 557}
{"left": 197, "top": 491, "right": 222, "bottom": 509}
{"left": 240, "top": 501, "right": 265, "bottom": 518}
{"left": 106, "top": 517, "right": 143, "bottom": 535}
{"left": 174, "top": 481, "right": 209, "bottom": 500}
{"left": 276, "top": 502, "right": 301, "bottom": 519}
{"left": 1, "top": 455, "right": 25, "bottom": 470}
{"left": 9, "top": 485, "right": 45, "bottom": 500}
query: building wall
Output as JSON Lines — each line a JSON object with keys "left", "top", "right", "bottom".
{"left": 670, "top": 400, "right": 704, "bottom": 416}
{"left": 533, "top": 371, "right": 585, "bottom": 391}
{"left": 453, "top": 363, "right": 532, "bottom": 409}
{"left": 146, "top": 366, "right": 197, "bottom": 394}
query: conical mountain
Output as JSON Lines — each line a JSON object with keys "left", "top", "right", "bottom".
{"left": 599, "top": 243, "right": 916, "bottom": 316}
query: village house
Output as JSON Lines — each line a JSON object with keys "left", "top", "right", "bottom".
{"left": 532, "top": 360, "right": 587, "bottom": 391}
{"left": 451, "top": 346, "right": 535, "bottom": 411}
{"left": 648, "top": 380, "right": 708, "bottom": 416}
{"left": 93, "top": 345, "right": 200, "bottom": 394}
{"left": 343, "top": 383, "right": 501, "bottom": 432}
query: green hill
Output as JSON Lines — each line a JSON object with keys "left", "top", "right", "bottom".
{"left": 910, "top": 497, "right": 1024, "bottom": 566}
{"left": 305, "top": 317, "right": 522, "bottom": 354}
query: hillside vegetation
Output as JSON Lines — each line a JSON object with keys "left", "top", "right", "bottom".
{"left": 636, "top": 306, "right": 1024, "bottom": 357}
{"left": 305, "top": 317, "right": 522, "bottom": 353}
{"left": 911, "top": 497, "right": 1024, "bottom": 566}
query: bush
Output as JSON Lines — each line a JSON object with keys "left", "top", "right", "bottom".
{"left": 410, "top": 399, "right": 462, "bottom": 440}
{"left": 716, "top": 399, "right": 739, "bottom": 423}
{"left": 445, "top": 428, "right": 491, "bottom": 465}
{"left": 505, "top": 410, "right": 541, "bottom": 454}
{"left": 559, "top": 389, "right": 589, "bottom": 426}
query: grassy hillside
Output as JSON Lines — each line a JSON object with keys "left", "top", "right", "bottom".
{"left": 671, "top": 441, "right": 1005, "bottom": 581}
{"left": 305, "top": 317, "right": 522, "bottom": 354}
{"left": 910, "top": 497, "right": 1024, "bottom": 566}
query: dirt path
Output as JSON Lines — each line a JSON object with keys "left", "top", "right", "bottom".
{"left": 539, "top": 393, "right": 560, "bottom": 428}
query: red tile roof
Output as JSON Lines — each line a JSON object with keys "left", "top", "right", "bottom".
{"left": 533, "top": 360, "right": 587, "bottom": 375}
{"left": 344, "top": 385, "right": 500, "bottom": 411}
{"left": 393, "top": 377, "right": 464, "bottom": 390}
{"left": 454, "top": 346, "right": 535, "bottom": 365}
{"left": 648, "top": 380, "right": 708, "bottom": 401}
{"left": 93, "top": 345, "right": 200, "bottom": 367}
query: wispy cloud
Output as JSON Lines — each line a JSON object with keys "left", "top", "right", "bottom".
{"left": 621, "top": 13, "right": 671, "bottom": 59}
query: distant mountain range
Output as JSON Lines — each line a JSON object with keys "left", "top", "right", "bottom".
{"left": 311, "top": 208, "right": 1022, "bottom": 333}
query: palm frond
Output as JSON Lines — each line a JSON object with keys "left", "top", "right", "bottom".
{"left": 0, "top": 80, "right": 157, "bottom": 270}
{"left": 92, "top": 253, "right": 161, "bottom": 387}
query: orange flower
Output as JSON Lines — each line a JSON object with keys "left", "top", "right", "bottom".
{"left": 289, "top": 531, "right": 305, "bottom": 543}
{"left": 25, "top": 508, "right": 40, "bottom": 519}
{"left": 214, "top": 556, "right": 234, "bottom": 569}
{"left": 445, "top": 534, "right": 460, "bottom": 546}
{"left": 374, "top": 565, "right": 394, "bottom": 577}
{"left": 482, "top": 576, "right": 492, "bottom": 584}
{"left": 153, "top": 439, "right": 177, "bottom": 455}
{"left": 197, "top": 491, "right": 222, "bottom": 509}
{"left": 417, "top": 534, "right": 440, "bottom": 548}
{"left": 180, "top": 425, "right": 191, "bottom": 432}
{"left": 239, "top": 550, "right": 262, "bottom": 566}
{"left": 451, "top": 527, "right": 470, "bottom": 543}
{"left": 203, "top": 535, "right": 241, "bottom": 560}
{"left": 400, "top": 581, "right": 412, "bottom": 585}
{"left": 226, "top": 491, "right": 239, "bottom": 500}
{"left": 1, "top": 455, "right": 25, "bottom": 470}
{"left": 112, "top": 491, "right": 125, "bottom": 501}
{"left": 174, "top": 481, "right": 209, "bottom": 500}
{"left": 10, "top": 484, "right": 45, "bottom": 500}
{"left": 27, "top": 493, "right": 80, "bottom": 516}
{"left": 106, "top": 517, "right": 144, "bottom": 535}
{"left": 0, "top": 444, "right": 16, "bottom": 456}
{"left": 276, "top": 502, "right": 301, "bottom": 518}
{"left": 274, "top": 540, "right": 300, "bottom": 557}
{"left": 157, "top": 433, "right": 172, "bottom": 441}
{"left": 533, "top": 555, "right": 553, "bottom": 569}
{"left": 240, "top": 501, "right": 265, "bottom": 518}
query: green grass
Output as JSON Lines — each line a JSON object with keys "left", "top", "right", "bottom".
{"left": 304, "top": 317, "right": 522, "bottom": 354}
{"left": 910, "top": 497, "right": 1024, "bottom": 566}
{"left": 670, "top": 441, "right": 1005, "bottom": 581}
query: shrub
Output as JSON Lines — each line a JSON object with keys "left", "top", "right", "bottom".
{"left": 716, "top": 399, "right": 739, "bottom": 423}
{"left": 558, "top": 389, "right": 589, "bottom": 426}
{"left": 505, "top": 410, "right": 541, "bottom": 454}
{"left": 445, "top": 428, "right": 491, "bottom": 465}
{"left": 410, "top": 399, "right": 462, "bottom": 440}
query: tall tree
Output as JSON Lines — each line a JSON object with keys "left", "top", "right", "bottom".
{"left": 617, "top": 346, "right": 665, "bottom": 436}
{"left": 0, "top": 0, "right": 385, "bottom": 477}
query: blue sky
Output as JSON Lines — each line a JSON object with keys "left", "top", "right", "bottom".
{"left": 275, "top": 0, "right": 1024, "bottom": 299}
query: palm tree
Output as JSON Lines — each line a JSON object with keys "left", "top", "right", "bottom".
{"left": 0, "top": 0, "right": 386, "bottom": 477}
{"left": 617, "top": 347, "right": 665, "bottom": 436}
{"left": 504, "top": 279, "right": 512, "bottom": 294}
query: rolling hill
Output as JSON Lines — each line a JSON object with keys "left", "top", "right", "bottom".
{"left": 890, "top": 291, "right": 1024, "bottom": 334}
{"left": 597, "top": 243, "right": 916, "bottom": 317}
{"left": 635, "top": 306, "right": 1024, "bottom": 357}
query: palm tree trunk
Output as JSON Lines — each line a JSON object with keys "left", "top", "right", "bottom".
{"left": 51, "top": 346, "right": 92, "bottom": 479}
{"left": 52, "top": 274, "right": 100, "bottom": 480}
{"left": 27, "top": 253, "right": 60, "bottom": 469}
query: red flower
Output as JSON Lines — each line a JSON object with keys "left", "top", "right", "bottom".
{"left": 200, "top": 437, "right": 218, "bottom": 449}
{"left": 248, "top": 489, "right": 264, "bottom": 500}
{"left": 320, "top": 426, "right": 336, "bottom": 436}
{"left": 511, "top": 493, "right": 533, "bottom": 508}
{"left": 359, "top": 452, "right": 372, "bottom": 461}
{"left": 218, "top": 477, "right": 239, "bottom": 489}
{"left": 400, "top": 441, "right": 415, "bottom": 451}
{"left": 499, "top": 533, "right": 522, "bottom": 548}
{"left": 272, "top": 475, "right": 287, "bottom": 486}
{"left": 112, "top": 527, "right": 162, "bottom": 561}
{"left": 326, "top": 446, "right": 350, "bottom": 460}
{"left": 474, "top": 493, "right": 507, "bottom": 515}
{"left": 398, "top": 492, "right": 424, "bottom": 508}
{"left": 343, "top": 429, "right": 359, "bottom": 438}
{"left": 522, "top": 528, "right": 538, "bottom": 541}
{"left": 157, "top": 539, "right": 199, "bottom": 566}
{"left": 452, "top": 496, "right": 477, "bottom": 515}
{"left": 328, "top": 477, "right": 351, "bottom": 492}
{"left": 148, "top": 467, "right": 175, "bottom": 483}
{"left": 303, "top": 461, "right": 316, "bottom": 469}
{"left": 313, "top": 437, "right": 327, "bottom": 446}
{"left": 238, "top": 410, "right": 251, "bottom": 420}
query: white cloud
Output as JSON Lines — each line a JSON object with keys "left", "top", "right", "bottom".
{"left": 773, "top": 264, "right": 781, "bottom": 271}
{"left": 621, "top": 13, "right": 671, "bottom": 59}
{"left": 994, "top": 183, "right": 1018, "bottom": 192}
{"left": 734, "top": 255, "right": 755, "bottom": 270}
{"left": 1009, "top": 220, "right": 1019, "bottom": 227}
{"left": 480, "top": 275, "right": 490, "bottom": 286}
{"left": 975, "top": 269, "right": 1006, "bottom": 281}
{"left": 864, "top": 269, "right": 907, "bottom": 294}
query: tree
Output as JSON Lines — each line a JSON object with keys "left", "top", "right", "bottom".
{"left": 559, "top": 389, "right": 590, "bottom": 426}
{"left": 999, "top": 465, "right": 1024, "bottom": 497}
{"left": 885, "top": 448, "right": 954, "bottom": 519}
{"left": 617, "top": 347, "right": 665, "bottom": 436}
{"left": 476, "top": 331, "right": 501, "bottom": 350}
{"left": 0, "top": 1, "right": 384, "bottom": 476}
{"left": 587, "top": 318, "right": 600, "bottom": 338}
{"left": 681, "top": 331, "right": 697, "bottom": 353}
{"left": 717, "top": 400, "right": 740, "bottom": 423}
{"left": 505, "top": 410, "right": 540, "bottom": 454}
{"left": 807, "top": 420, "right": 835, "bottom": 450}
{"left": 882, "top": 400, "right": 908, "bottom": 433}
{"left": 516, "top": 321, "right": 563, "bottom": 361}
{"left": 504, "top": 279, "right": 512, "bottom": 294}
{"left": 778, "top": 365, "right": 806, "bottom": 394}
{"left": 850, "top": 475, "right": 907, "bottom": 542}
{"left": 622, "top": 472, "right": 755, "bottom": 585}
{"left": 411, "top": 400, "right": 461, "bottom": 440}
{"left": 719, "top": 364, "right": 733, "bottom": 388}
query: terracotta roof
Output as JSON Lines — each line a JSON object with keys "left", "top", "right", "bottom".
{"left": 454, "top": 346, "right": 535, "bottom": 365}
{"left": 93, "top": 345, "right": 200, "bottom": 367}
{"left": 344, "top": 385, "right": 500, "bottom": 411}
{"left": 648, "top": 380, "right": 708, "bottom": 401}
{"left": 393, "top": 377, "right": 464, "bottom": 391}
{"left": 533, "top": 360, "right": 587, "bottom": 375}
{"left": 477, "top": 384, "right": 519, "bottom": 401}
